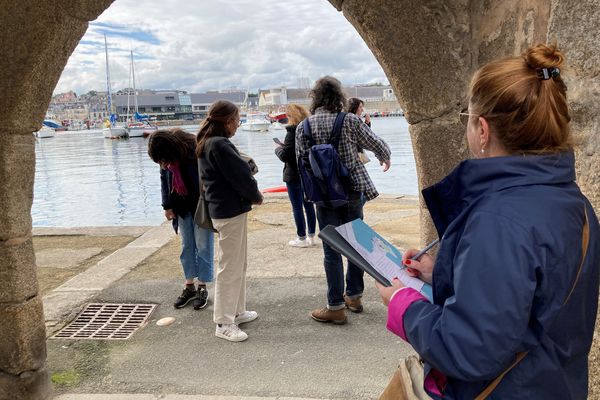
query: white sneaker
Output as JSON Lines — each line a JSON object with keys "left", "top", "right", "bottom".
{"left": 235, "top": 310, "right": 258, "bottom": 325}
{"left": 288, "top": 238, "right": 308, "bottom": 247}
{"left": 215, "top": 323, "right": 248, "bottom": 342}
{"left": 307, "top": 236, "right": 316, "bottom": 246}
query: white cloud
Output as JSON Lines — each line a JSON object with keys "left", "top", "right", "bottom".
{"left": 54, "top": 0, "right": 389, "bottom": 95}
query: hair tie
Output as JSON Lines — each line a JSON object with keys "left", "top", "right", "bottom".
{"left": 537, "top": 67, "right": 560, "bottom": 80}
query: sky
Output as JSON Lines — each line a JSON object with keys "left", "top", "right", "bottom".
{"left": 54, "top": 0, "right": 389, "bottom": 96}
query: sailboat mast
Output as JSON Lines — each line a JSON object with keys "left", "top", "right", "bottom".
{"left": 126, "top": 49, "right": 132, "bottom": 122}
{"left": 131, "top": 50, "right": 138, "bottom": 115}
{"left": 104, "top": 35, "right": 113, "bottom": 123}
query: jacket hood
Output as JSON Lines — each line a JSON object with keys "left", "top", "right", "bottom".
{"left": 422, "top": 152, "right": 576, "bottom": 237}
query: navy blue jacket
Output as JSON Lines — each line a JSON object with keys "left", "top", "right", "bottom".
{"left": 405, "top": 152, "right": 600, "bottom": 399}
{"left": 198, "top": 136, "right": 262, "bottom": 219}
{"left": 160, "top": 156, "right": 200, "bottom": 232}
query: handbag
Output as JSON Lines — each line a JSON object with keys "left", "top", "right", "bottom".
{"left": 380, "top": 208, "right": 590, "bottom": 400}
{"left": 379, "top": 355, "right": 431, "bottom": 400}
{"left": 194, "top": 160, "right": 217, "bottom": 232}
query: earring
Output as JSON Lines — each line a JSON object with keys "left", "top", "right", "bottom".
{"left": 481, "top": 148, "right": 485, "bottom": 154}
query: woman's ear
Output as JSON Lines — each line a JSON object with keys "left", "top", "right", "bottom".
{"left": 478, "top": 116, "right": 490, "bottom": 148}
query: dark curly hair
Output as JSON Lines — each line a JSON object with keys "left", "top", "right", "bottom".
{"left": 309, "top": 76, "right": 346, "bottom": 114}
{"left": 148, "top": 129, "right": 196, "bottom": 164}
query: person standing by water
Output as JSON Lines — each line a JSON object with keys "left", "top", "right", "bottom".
{"left": 347, "top": 97, "right": 372, "bottom": 165}
{"left": 296, "top": 76, "right": 391, "bottom": 325}
{"left": 148, "top": 129, "right": 214, "bottom": 310}
{"left": 347, "top": 97, "right": 371, "bottom": 127}
{"left": 377, "top": 43, "right": 600, "bottom": 399}
{"left": 196, "top": 100, "right": 263, "bottom": 342}
{"left": 274, "top": 104, "right": 316, "bottom": 248}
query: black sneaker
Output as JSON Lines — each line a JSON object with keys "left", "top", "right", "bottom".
{"left": 193, "top": 287, "right": 208, "bottom": 310}
{"left": 174, "top": 287, "right": 197, "bottom": 309}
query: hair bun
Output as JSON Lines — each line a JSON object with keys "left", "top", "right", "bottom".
{"left": 525, "top": 43, "right": 565, "bottom": 69}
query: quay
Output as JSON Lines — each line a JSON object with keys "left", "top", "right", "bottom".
{"left": 32, "top": 194, "right": 600, "bottom": 398}
{"left": 39, "top": 195, "right": 421, "bottom": 399}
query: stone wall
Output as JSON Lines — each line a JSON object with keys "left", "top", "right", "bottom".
{"left": 0, "top": 0, "right": 599, "bottom": 397}
{"left": 0, "top": 1, "right": 114, "bottom": 398}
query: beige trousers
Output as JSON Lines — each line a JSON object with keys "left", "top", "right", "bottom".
{"left": 211, "top": 212, "right": 248, "bottom": 325}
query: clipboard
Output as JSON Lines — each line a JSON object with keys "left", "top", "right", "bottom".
{"left": 318, "top": 225, "right": 392, "bottom": 287}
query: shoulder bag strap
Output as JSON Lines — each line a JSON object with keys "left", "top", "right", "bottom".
{"left": 197, "top": 159, "right": 206, "bottom": 200}
{"left": 329, "top": 112, "right": 346, "bottom": 149}
{"left": 474, "top": 207, "right": 590, "bottom": 400}
{"left": 302, "top": 118, "right": 314, "bottom": 147}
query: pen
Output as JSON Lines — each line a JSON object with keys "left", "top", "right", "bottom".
{"left": 409, "top": 238, "right": 440, "bottom": 261}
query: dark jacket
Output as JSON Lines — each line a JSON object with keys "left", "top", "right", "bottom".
{"left": 274, "top": 124, "right": 299, "bottom": 183}
{"left": 160, "top": 156, "right": 200, "bottom": 232}
{"left": 403, "top": 152, "right": 600, "bottom": 399}
{"left": 198, "top": 136, "right": 262, "bottom": 219}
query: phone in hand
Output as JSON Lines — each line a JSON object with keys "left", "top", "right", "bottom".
{"left": 273, "top": 137, "right": 283, "bottom": 146}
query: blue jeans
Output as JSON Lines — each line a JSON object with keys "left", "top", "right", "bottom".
{"left": 178, "top": 212, "right": 214, "bottom": 282}
{"left": 316, "top": 195, "right": 365, "bottom": 308}
{"left": 286, "top": 181, "right": 316, "bottom": 238}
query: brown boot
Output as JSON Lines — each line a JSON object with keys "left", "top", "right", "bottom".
{"left": 344, "top": 294, "right": 363, "bottom": 313}
{"left": 310, "top": 307, "right": 347, "bottom": 325}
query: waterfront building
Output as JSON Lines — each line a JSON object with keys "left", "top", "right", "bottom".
{"left": 190, "top": 91, "right": 246, "bottom": 119}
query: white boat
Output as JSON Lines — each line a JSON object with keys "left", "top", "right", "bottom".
{"left": 126, "top": 121, "right": 158, "bottom": 137}
{"left": 35, "top": 126, "right": 55, "bottom": 138}
{"left": 240, "top": 114, "right": 271, "bottom": 131}
{"left": 124, "top": 50, "right": 158, "bottom": 138}
{"left": 102, "top": 126, "right": 128, "bottom": 139}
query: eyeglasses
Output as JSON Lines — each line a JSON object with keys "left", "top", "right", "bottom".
{"left": 458, "top": 108, "right": 479, "bottom": 126}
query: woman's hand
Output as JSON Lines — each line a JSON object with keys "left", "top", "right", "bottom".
{"left": 376, "top": 278, "right": 405, "bottom": 306}
{"left": 164, "top": 209, "right": 176, "bottom": 221}
{"left": 402, "top": 248, "right": 434, "bottom": 285}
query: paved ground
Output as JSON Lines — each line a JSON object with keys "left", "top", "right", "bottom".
{"left": 38, "top": 195, "right": 423, "bottom": 399}
{"left": 35, "top": 195, "right": 600, "bottom": 399}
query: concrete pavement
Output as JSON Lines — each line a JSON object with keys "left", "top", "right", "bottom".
{"left": 38, "top": 195, "right": 422, "bottom": 399}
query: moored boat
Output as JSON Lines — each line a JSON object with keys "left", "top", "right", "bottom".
{"left": 35, "top": 126, "right": 55, "bottom": 138}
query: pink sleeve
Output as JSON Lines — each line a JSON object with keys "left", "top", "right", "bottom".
{"left": 386, "top": 288, "right": 428, "bottom": 341}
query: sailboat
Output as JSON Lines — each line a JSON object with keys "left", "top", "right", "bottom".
{"left": 102, "top": 35, "right": 128, "bottom": 139}
{"left": 125, "top": 50, "right": 158, "bottom": 138}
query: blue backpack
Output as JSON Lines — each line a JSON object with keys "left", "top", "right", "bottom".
{"left": 298, "top": 112, "right": 351, "bottom": 208}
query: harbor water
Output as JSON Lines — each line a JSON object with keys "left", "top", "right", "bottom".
{"left": 32, "top": 117, "right": 417, "bottom": 227}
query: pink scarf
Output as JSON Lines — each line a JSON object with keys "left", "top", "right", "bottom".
{"left": 167, "top": 161, "right": 187, "bottom": 196}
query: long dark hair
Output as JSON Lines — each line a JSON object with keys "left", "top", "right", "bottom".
{"left": 148, "top": 129, "right": 196, "bottom": 164}
{"left": 309, "top": 76, "right": 346, "bottom": 114}
{"left": 347, "top": 97, "right": 363, "bottom": 115}
{"left": 195, "top": 100, "right": 239, "bottom": 157}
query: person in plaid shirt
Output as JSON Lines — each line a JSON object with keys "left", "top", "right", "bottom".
{"left": 296, "top": 76, "right": 391, "bottom": 324}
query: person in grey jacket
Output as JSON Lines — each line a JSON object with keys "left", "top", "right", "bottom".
{"left": 196, "top": 100, "right": 263, "bottom": 342}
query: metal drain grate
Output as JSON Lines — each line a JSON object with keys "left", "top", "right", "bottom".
{"left": 51, "top": 303, "right": 157, "bottom": 340}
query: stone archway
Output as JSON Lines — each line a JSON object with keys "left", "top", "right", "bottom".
{"left": 1, "top": 1, "right": 599, "bottom": 398}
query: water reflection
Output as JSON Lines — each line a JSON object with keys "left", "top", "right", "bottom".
{"left": 32, "top": 117, "right": 416, "bottom": 227}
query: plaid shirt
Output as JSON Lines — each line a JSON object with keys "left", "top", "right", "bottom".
{"left": 295, "top": 107, "right": 391, "bottom": 201}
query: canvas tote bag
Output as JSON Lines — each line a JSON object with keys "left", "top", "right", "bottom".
{"left": 380, "top": 209, "right": 590, "bottom": 400}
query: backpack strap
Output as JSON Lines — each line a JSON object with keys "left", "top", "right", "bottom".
{"left": 302, "top": 118, "right": 315, "bottom": 147}
{"left": 329, "top": 112, "right": 346, "bottom": 148}
{"left": 474, "top": 207, "right": 590, "bottom": 400}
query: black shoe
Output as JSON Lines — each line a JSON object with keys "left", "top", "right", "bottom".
{"left": 193, "top": 287, "right": 208, "bottom": 310}
{"left": 174, "top": 287, "right": 197, "bottom": 309}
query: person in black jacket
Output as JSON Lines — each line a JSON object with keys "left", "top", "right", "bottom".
{"left": 148, "top": 129, "right": 214, "bottom": 310}
{"left": 196, "top": 100, "right": 263, "bottom": 342}
{"left": 274, "top": 104, "right": 316, "bottom": 248}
